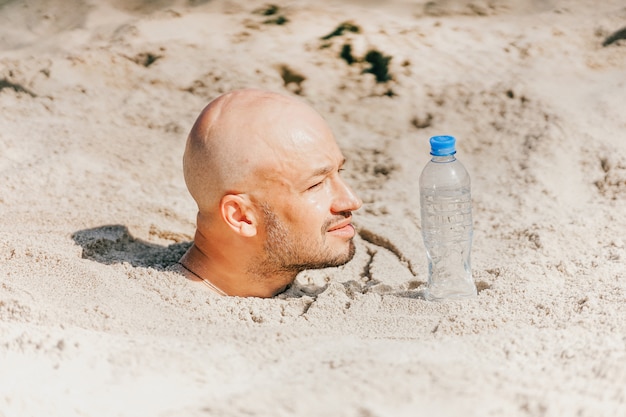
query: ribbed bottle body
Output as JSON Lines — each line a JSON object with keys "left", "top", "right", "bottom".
{"left": 419, "top": 155, "right": 476, "bottom": 300}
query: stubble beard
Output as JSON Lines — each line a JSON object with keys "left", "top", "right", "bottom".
{"left": 256, "top": 204, "right": 356, "bottom": 276}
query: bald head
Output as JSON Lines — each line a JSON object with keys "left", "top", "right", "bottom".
{"left": 178, "top": 88, "right": 362, "bottom": 297}
{"left": 183, "top": 89, "right": 333, "bottom": 214}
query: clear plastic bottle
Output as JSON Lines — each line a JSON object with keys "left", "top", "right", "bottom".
{"left": 419, "top": 135, "right": 477, "bottom": 300}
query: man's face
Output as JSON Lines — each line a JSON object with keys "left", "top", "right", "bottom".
{"left": 251, "top": 120, "right": 362, "bottom": 275}
{"left": 260, "top": 201, "right": 356, "bottom": 273}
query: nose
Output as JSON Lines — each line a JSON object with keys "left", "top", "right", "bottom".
{"left": 331, "top": 177, "right": 362, "bottom": 214}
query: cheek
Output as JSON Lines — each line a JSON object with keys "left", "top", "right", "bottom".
{"left": 304, "top": 193, "right": 328, "bottom": 215}
{"left": 282, "top": 192, "right": 331, "bottom": 226}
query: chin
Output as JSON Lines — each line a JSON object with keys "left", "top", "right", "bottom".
{"left": 331, "top": 240, "right": 357, "bottom": 266}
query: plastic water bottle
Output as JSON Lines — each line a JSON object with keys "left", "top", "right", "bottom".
{"left": 419, "top": 135, "right": 477, "bottom": 300}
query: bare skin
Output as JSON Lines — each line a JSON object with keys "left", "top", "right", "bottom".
{"left": 177, "top": 88, "right": 362, "bottom": 298}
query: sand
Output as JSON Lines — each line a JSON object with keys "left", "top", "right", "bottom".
{"left": 1, "top": 0, "right": 625, "bottom": 415}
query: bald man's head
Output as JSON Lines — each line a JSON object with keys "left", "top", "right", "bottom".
{"left": 183, "top": 89, "right": 332, "bottom": 215}
{"left": 178, "top": 88, "right": 362, "bottom": 297}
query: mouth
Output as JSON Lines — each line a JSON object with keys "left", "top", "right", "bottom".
{"left": 327, "top": 218, "right": 355, "bottom": 238}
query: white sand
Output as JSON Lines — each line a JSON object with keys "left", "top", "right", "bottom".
{"left": 1, "top": 0, "right": 625, "bottom": 415}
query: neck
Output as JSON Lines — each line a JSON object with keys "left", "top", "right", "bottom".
{"left": 177, "top": 259, "right": 227, "bottom": 296}
{"left": 179, "top": 230, "right": 292, "bottom": 298}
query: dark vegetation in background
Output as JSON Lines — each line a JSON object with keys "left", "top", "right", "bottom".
{"left": 0, "top": 78, "right": 36, "bottom": 97}
{"left": 232, "top": 11, "right": 398, "bottom": 96}
{"left": 602, "top": 26, "right": 626, "bottom": 47}
{"left": 340, "top": 44, "right": 356, "bottom": 65}
{"left": 321, "top": 21, "right": 394, "bottom": 86}
{"left": 321, "top": 21, "right": 361, "bottom": 40}
{"left": 132, "top": 52, "right": 161, "bottom": 67}
{"left": 255, "top": 4, "right": 288, "bottom": 25}
{"left": 279, "top": 65, "right": 306, "bottom": 95}
{"left": 362, "top": 50, "right": 392, "bottom": 83}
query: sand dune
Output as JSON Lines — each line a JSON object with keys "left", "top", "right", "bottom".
{"left": 1, "top": 0, "right": 625, "bottom": 415}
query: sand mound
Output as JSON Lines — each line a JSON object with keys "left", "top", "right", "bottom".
{"left": 1, "top": 0, "right": 625, "bottom": 415}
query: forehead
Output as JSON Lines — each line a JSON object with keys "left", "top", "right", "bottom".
{"left": 281, "top": 125, "right": 342, "bottom": 172}
{"left": 255, "top": 116, "right": 344, "bottom": 185}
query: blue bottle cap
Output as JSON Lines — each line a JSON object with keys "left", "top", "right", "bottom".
{"left": 429, "top": 135, "right": 456, "bottom": 156}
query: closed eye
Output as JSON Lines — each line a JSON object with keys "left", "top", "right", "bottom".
{"left": 304, "top": 159, "right": 346, "bottom": 192}
{"left": 307, "top": 180, "right": 324, "bottom": 191}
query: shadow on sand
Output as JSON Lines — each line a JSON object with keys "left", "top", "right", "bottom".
{"left": 72, "top": 225, "right": 191, "bottom": 270}
{"left": 71, "top": 224, "right": 330, "bottom": 299}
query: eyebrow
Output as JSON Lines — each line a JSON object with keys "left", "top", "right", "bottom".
{"left": 309, "top": 158, "right": 346, "bottom": 178}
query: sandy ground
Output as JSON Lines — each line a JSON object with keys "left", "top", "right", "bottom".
{"left": 1, "top": 0, "right": 626, "bottom": 416}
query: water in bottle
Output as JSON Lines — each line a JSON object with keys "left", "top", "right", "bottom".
{"left": 419, "top": 135, "right": 477, "bottom": 300}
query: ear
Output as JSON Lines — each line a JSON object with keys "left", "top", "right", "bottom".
{"left": 220, "top": 194, "right": 258, "bottom": 237}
